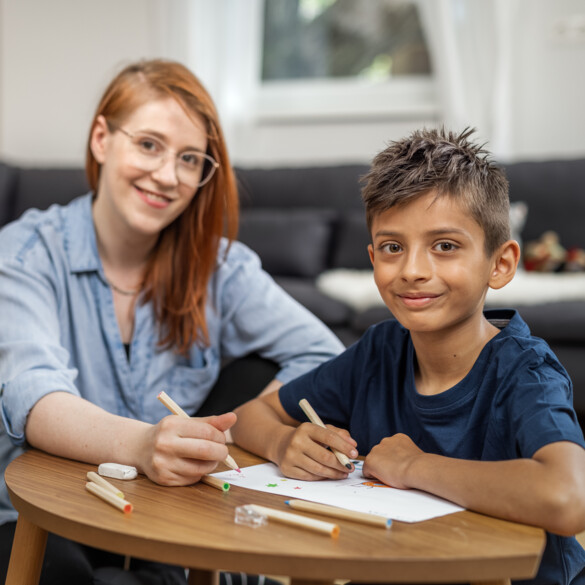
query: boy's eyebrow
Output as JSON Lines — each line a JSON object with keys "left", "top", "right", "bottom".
{"left": 373, "top": 227, "right": 470, "bottom": 239}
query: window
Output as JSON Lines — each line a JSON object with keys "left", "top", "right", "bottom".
{"left": 257, "top": 0, "right": 436, "bottom": 120}
{"left": 262, "top": 0, "right": 432, "bottom": 82}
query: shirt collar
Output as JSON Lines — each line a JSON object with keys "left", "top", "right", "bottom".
{"left": 64, "top": 192, "right": 102, "bottom": 274}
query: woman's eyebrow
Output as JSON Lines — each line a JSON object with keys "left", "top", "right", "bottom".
{"left": 133, "top": 128, "right": 207, "bottom": 153}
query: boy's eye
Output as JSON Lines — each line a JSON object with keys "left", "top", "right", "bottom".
{"left": 434, "top": 242, "right": 457, "bottom": 252}
{"left": 380, "top": 242, "right": 402, "bottom": 254}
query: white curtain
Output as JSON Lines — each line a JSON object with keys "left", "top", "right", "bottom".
{"left": 416, "top": 0, "right": 519, "bottom": 159}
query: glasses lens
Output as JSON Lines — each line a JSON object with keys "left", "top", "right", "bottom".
{"left": 124, "top": 130, "right": 218, "bottom": 189}
{"left": 176, "top": 152, "right": 218, "bottom": 189}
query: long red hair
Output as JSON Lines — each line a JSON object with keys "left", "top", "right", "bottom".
{"left": 86, "top": 59, "right": 239, "bottom": 354}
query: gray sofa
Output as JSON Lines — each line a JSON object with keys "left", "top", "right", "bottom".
{"left": 1, "top": 159, "right": 585, "bottom": 425}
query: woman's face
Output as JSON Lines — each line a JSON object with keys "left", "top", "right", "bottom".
{"left": 91, "top": 97, "right": 209, "bottom": 240}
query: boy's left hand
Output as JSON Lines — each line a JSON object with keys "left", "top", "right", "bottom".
{"left": 362, "top": 433, "right": 423, "bottom": 489}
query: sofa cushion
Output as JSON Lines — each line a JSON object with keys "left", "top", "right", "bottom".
{"left": 12, "top": 167, "right": 89, "bottom": 220}
{"left": 331, "top": 212, "right": 372, "bottom": 270}
{"left": 504, "top": 158, "right": 585, "bottom": 249}
{"left": 239, "top": 209, "right": 335, "bottom": 278}
{"left": 0, "top": 163, "right": 17, "bottom": 227}
{"left": 513, "top": 301, "right": 585, "bottom": 343}
{"left": 274, "top": 277, "right": 352, "bottom": 327}
{"left": 236, "top": 165, "right": 368, "bottom": 209}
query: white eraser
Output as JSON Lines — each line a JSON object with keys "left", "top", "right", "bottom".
{"left": 98, "top": 462, "right": 138, "bottom": 480}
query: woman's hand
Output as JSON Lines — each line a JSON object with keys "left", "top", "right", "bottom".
{"left": 275, "top": 422, "right": 358, "bottom": 481}
{"left": 138, "top": 412, "right": 237, "bottom": 486}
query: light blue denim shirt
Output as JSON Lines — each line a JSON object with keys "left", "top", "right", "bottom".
{"left": 0, "top": 193, "right": 344, "bottom": 524}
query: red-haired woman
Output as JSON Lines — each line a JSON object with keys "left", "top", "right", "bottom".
{"left": 0, "top": 59, "right": 343, "bottom": 584}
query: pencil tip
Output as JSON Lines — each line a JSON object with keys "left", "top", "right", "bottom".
{"left": 284, "top": 500, "right": 290, "bottom": 505}
{"left": 236, "top": 468, "right": 241, "bottom": 473}
{"left": 345, "top": 463, "right": 353, "bottom": 470}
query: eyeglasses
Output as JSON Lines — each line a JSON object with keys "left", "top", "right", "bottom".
{"left": 109, "top": 122, "right": 219, "bottom": 189}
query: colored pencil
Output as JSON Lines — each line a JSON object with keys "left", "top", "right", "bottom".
{"left": 86, "top": 482, "right": 133, "bottom": 513}
{"left": 298, "top": 398, "right": 353, "bottom": 470}
{"left": 247, "top": 504, "right": 340, "bottom": 538}
{"left": 201, "top": 475, "right": 230, "bottom": 492}
{"left": 157, "top": 391, "right": 241, "bottom": 473}
{"left": 285, "top": 499, "right": 392, "bottom": 529}
{"left": 87, "top": 471, "right": 125, "bottom": 499}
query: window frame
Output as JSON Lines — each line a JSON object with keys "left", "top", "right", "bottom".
{"left": 219, "top": 0, "right": 438, "bottom": 123}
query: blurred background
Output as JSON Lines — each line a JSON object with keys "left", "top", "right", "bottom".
{"left": 0, "top": 0, "right": 584, "bottom": 168}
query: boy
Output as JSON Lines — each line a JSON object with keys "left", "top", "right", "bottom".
{"left": 232, "top": 128, "right": 585, "bottom": 585}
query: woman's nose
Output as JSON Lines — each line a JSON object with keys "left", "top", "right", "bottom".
{"left": 151, "top": 154, "right": 180, "bottom": 187}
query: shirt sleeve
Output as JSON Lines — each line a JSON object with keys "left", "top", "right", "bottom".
{"left": 499, "top": 347, "right": 585, "bottom": 458}
{"left": 214, "top": 241, "right": 345, "bottom": 385}
{"left": 0, "top": 235, "right": 79, "bottom": 445}
{"left": 278, "top": 333, "right": 369, "bottom": 427}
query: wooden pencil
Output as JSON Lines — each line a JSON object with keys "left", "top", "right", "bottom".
{"left": 298, "top": 398, "right": 353, "bottom": 470}
{"left": 285, "top": 499, "right": 392, "bottom": 529}
{"left": 201, "top": 475, "right": 230, "bottom": 492}
{"left": 248, "top": 504, "right": 340, "bottom": 538}
{"left": 87, "top": 471, "right": 125, "bottom": 499}
{"left": 86, "top": 482, "right": 133, "bottom": 513}
{"left": 157, "top": 391, "right": 241, "bottom": 473}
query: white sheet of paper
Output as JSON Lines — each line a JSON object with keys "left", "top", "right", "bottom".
{"left": 211, "top": 460, "right": 463, "bottom": 523}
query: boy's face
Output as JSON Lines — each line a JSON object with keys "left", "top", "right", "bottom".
{"left": 368, "top": 190, "right": 496, "bottom": 336}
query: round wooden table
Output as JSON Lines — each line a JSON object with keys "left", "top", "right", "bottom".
{"left": 5, "top": 447, "right": 545, "bottom": 585}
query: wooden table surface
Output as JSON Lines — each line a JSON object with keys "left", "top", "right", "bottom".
{"left": 6, "top": 446, "right": 545, "bottom": 585}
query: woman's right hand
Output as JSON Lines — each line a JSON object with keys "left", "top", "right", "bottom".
{"left": 275, "top": 422, "right": 357, "bottom": 481}
{"left": 138, "top": 412, "right": 237, "bottom": 486}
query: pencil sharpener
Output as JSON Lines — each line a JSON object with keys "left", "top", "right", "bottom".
{"left": 235, "top": 505, "right": 267, "bottom": 527}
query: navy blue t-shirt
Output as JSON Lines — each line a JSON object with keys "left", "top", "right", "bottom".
{"left": 280, "top": 310, "right": 585, "bottom": 585}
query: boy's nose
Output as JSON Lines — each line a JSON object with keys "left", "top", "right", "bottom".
{"left": 401, "top": 248, "right": 432, "bottom": 281}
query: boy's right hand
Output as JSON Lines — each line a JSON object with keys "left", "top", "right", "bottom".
{"left": 276, "top": 422, "right": 358, "bottom": 481}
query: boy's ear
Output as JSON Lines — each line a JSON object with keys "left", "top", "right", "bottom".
{"left": 368, "top": 244, "right": 375, "bottom": 266}
{"left": 489, "top": 240, "right": 521, "bottom": 290}
{"left": 90, "top": 115, "right": 109, "bottom": 164}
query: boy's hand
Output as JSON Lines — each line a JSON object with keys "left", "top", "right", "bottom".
{"left": 363, "top": 433, "right": 423, "bottom": 489}
{"left": 276, "top": 422, "right": 358, "bottom": 481}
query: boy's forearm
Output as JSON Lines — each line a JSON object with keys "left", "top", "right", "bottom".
{"left": 232, "top": 398, "right": 294, "bottom": 464}
{"left": 402, "top": 447, "right": 585, "bottom": 536}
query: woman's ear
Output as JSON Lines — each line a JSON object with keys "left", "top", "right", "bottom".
{"left": 89, "top": 115, "right": 109, "bottom": 164}
{"left": 489, "top": 240, "right": 521, "bottom": 290}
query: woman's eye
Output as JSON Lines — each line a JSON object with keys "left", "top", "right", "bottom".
{"left": 136, "top": 136, "right": 162, "bottom": 154}
{"left": 180, "top": 152, "right": 203, "bottom": 168}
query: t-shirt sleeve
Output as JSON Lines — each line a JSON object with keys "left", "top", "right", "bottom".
{"left": 503, "top": 350, "right": 585, "bottom": 458}
{"left": 278, "top": 328, "right": 374, "bottom": 427}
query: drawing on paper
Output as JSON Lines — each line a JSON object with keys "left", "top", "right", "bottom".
{"left": 212, "top": 461, "right": 464, "bottom": 523}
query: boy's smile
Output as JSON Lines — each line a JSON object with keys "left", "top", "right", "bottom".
{"left": 368, "top": 190, "right": 496, "bottom": 338}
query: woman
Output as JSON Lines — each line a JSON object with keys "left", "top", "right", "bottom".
{"left": 0, "top": 59, "right": 343, "bottom": 584}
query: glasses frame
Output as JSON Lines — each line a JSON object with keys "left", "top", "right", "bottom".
{"left": 108, "top": 122, "right": 220, "bottom": 188}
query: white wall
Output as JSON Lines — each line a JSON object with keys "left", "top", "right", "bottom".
{"left": 0, "top": 0, "right": 168, "bottom": 166}
{"left": 0, "top": 0, "right": 584, "bottom": 168}
{"left": 510, "top": 0, "right": 585, "bottom": 160}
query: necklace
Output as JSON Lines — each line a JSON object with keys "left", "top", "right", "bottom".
{"left": 105, "top": 278, "right": 143, "bottom": 296}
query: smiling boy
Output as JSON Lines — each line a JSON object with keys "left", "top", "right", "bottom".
{"left": 232, "top": 128, "right": 585, "bottom": 584}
